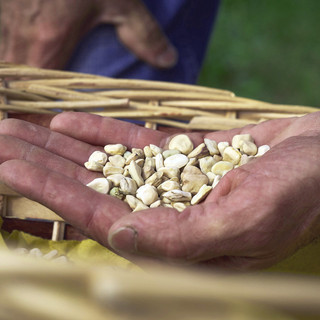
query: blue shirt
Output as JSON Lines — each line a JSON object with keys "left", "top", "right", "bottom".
{"left": 65, "top": 0, "right": 220, "bottom": 84}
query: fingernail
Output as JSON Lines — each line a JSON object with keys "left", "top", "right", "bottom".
{"left": 108, "top": 227, "right": 137, "bottom": 253}
{"left": 156, "top": 45, "right": 178, "bottom": 68}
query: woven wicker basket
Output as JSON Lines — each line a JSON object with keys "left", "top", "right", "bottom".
{"left": 1, "top": 62, "right": 320, "bottom": 319}
{"left": 0, "top": 62, "right": 318, "bottom": 241}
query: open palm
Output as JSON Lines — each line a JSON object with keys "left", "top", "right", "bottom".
{"left": 1, "top": 112, "right": 319, "bottom": 270}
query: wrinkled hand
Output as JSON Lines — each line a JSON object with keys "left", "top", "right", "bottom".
{"left": 0, "top": 112, "right": 320, "bottom": 270}
{"left": 0, "top": 0, "right": 177, "bottom": 69}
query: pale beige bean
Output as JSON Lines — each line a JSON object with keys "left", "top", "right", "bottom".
{"left": 123, "top": 150, "right": 132, "bottom": 160}
{"left": 150, "top": 199, "right": 161, "bottom": 208}
{"left": 256, "top": 145, "right": 270, "bottom": 157}
{"left": 88, "top": 151, "right": 108, "bottom": 165}
{"left": 223, "top": 146, "right": 242, "bottom": 165}
{"left": 125, "top": 148, "right": 144, "bottom": 165}
{"left": 155, "top": 153, "right": 164, "bottom": 171}
{"left": 126, "top": 195, "right": 148, "bottom": 211}
{"left": 107, "top": 174, "right": 125, "bottom": 186}
{"left": 135, "top": 159, "right": 145, "bottom": 167}
{"left": 128, "top": 160, "right": 144, "bottom": 187}
{"left": 157, "top": 179, "right": 181, "bottom": 193}
{"left": 132, "top": 148, "right": 144, "bottom": 158}
{"left": 142, "top": 157, "right": 156, "bottom": 180}
{"left": 136, "top": 184, "right": 159, "bottom": 205}
{"left": 108, "top": 154, "right": 126, "bottom": 168}
{"left": 170, "top": 176, "right": 180, "bottom": 183}
{"left": 162, "top": 190, "right": 192, "bottom": 202}
{"left": 232, "top": 134, "right": 254, "bottom": 149}
{"left": 241, "top": 140, "right": 257, "bottom": 156}
{"left": 206, "top": 172, "right": 216, "bottom": 185}
{"left": 161, "top": 197, "right": 171, "bottom": 204}
{"left": 186, "top": 157, "right": 198, "bottom": 167}
{"left": 181, "top": 165, "right": 209, "bottom": 194}
{"left": 212, "top": 174, "right": 221, "bottom": 188}
{"left": 217, "top": 141, "right": 229, "bottom": 156}
{"left": 168, "top": 134, "right": 193, "bottom": 155}
{"left": 84, "top": 161, "right": 104, "bottom": 172}
{"left": 157, "top": 167, "right": 180, "bottom": 179}
{"left": 142, "top": 165, "right": 155, "bottom": 180}
{"left": 104, "top": 144, "right": 127, "bottom": 155}
{"left": 199, "top": 156, "right": 215, "bottom": 174}
{"left": 164, "top": 154, "right": 188, "bottom": 168}
{"left": 133, "top": 203, "right": 150, "bottom": 212}
{"left": 204, "top": 138, "right": 219, "bottom": 155}
{"left": 145, "top": 171, "right": 164, "bottom": 187}
{"left": 150, "top": 144, "right": 162, "bottom": 156}
{"left": 172, "top": 202, "right": 187, "bottom": 212}
{"left": 162, "top": 149, "right": 180, "bottom": 159}
{"left": 144, "top": 157, "right": 156, "bottom": 169}
{"left": 120, "top": 177, "right": 138, "bottom": 195}
{"left": 123, "top": 165, "right": 130, "bottom": 177}
{"left": 87, "top": 178, "right": 111, "bottom": 194}
{"left": 191, "top": 185, "right": 212, "bottom": 205}
{"left": 143, "top": 145, "right": 153, "bottom": 158}
{"left": 239, "top": 154, "right": 254, "bottom": 166}
{"left": 103, "top": 163, "right": 124, "bottom": 176}
{"left": 187, "top": 143, "right": 209, "bottom": 159}
{"left": 211, "top": 161, "right": 233, "bottom": 176}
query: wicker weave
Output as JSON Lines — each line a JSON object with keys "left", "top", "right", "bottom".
{"left": 0, "top": 62, "right": 318, "bottom": 240}
{"left": 0, "top": 62, "right": 317, "bottom": 130}
{"left": 0, "top": 250, "right": 320, "bottom": 320}
{"left": 1, "top": 63, "right": 320, "bottom": 320}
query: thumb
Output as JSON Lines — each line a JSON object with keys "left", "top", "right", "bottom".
{"left": 99, "top": 0, "right": 178, "bottom": 69}
{"left": 107, "top": 200, "right": 235, "bottom": 264}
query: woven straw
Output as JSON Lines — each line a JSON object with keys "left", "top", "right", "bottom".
{"left": 0, "top": 61, "right": 318, "bottom": 240}
{"left": 0, "top": 63, "right": 320, "bottom": 319}
{"left": 0, "top": 250, "right": 320, "bottom": 320}
{"left": 0, "top": 62, "right": 317, "bottom": 130}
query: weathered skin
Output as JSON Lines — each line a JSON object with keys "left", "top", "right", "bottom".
{"left": 0, "top": 0, "right": 177, "bottom": 69}
{"left": 0, "top": 111, "right": 320, "bottom": 270}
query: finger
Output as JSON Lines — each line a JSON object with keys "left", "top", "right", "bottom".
{"left": 0, "top": 134, "right": 100, "bottom": 184}
{"left": 6, "top": 114, "right": 55, "bottom": 128}
{"left": 204, "top": 117, "right": 296, "bottom": 147}
{"left": 98, "top": 0, "right": 177, "bottom": 68}
{"left": 0, "top": 160, "right": 131, "bottom": 247}
{"left": 50, "top": 112, "right": 170, "bottom": 149}
{"left": 0, "top": 118, "right": 103, "bottom": 166}
{"left": 50, "top": 112, "right": 208, "bottom": 150}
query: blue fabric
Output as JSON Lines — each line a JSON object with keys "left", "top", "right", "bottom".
{"left": 65, "top": 0, "right": 220, "bottom": 84}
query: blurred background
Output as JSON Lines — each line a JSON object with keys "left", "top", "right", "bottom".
{"left": 198, "top": 0, "right": 320, "bottom": 108}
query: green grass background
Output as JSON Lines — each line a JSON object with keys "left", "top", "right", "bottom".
{"left": 198, "top": 0, "right": 320, "bottom": 108}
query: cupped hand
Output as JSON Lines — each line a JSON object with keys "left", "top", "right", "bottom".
{"left": 0, "top": 0, "right": 177, "bottom": 69}
{"left": 1, "top": 112, "right": 320, "bottom": 270}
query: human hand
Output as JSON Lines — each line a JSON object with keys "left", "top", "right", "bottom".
{"left": 1, "top": 112, "right": 320, "bottom": 270}
{"left": 0, "top": 0, "right": 177, "bottom": 69}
